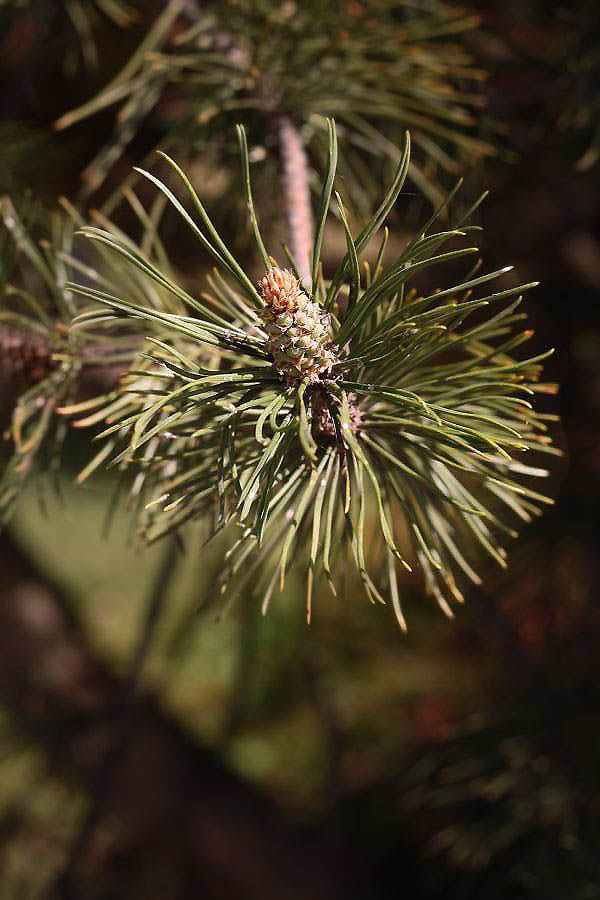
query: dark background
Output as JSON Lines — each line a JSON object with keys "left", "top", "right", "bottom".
{"left": 0, "top": 2, "right": 599, "bottom": 898}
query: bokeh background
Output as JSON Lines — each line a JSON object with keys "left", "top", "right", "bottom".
{"left": 0, "top": 2, "right": 599, "bottom": 898}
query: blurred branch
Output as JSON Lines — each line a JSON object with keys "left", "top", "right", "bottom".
{"left": 53, "top": 535, "right": 180, "bottom": 895}
{"left": 0, "top": 531, "right": 355, "bottom": 899}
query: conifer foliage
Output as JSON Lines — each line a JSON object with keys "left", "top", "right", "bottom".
{"left": 56, "top": 0, "right": 494, "bottom": 209}
{"left": 61, "top": 124, "right": 558, "bottom": 626}
{"left": 0, "top": 2, "right": 558, "bottom": 627}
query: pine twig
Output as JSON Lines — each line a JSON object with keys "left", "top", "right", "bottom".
{"left": 67, "top": 124, "right": 558, "bottom": 625}
{"left": 276, "top": 115, "right": 314, "bottom": 288}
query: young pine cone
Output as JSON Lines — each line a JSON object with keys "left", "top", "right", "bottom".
{"left": 0, "top": 324, "right": 55, "bottom": 387}
{"left": 312, "top": 390, "right": 363, "bottom": 442}
{"left": 258, "top": 268, "right": 337, "bottom": 384}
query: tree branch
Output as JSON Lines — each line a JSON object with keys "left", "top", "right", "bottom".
{"left": 0, "top": 532, "right": 354, "bottom": 899}
{"left": 276, "top": 116, "right": 314, "bottom": 287}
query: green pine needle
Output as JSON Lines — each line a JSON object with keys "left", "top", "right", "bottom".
{"left": 65, "top": 122, "right": 559, "bottom": 627}
{"left": 56, "top": 0, "right": 495, "bottom": 209}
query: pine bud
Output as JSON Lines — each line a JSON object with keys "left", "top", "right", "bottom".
{"left": 0, "top": 324, "right": 55, "bottom": 387}
{"left": 258, "top": 268, "right": 337, "bottom": 384}
{"left": 312, "top": 390, "right": 363, "bottom": 442}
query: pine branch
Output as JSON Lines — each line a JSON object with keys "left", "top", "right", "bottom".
{"left": 0, "top": 191, "right": 185, "bottom": 530}
{"left": 53, "top": 534, "right": 181, "bottom": 893}
{"left": 0, "top": 531, "right": 352, "bottom": 899}
{"left": 276, "top": 115, "right": 314, "bottom": 287}
{"left": 54, "top": 0, "right": 495, "bottom": 211}
{"left": 64, "top": 123, "right": 560, "bottom": 628}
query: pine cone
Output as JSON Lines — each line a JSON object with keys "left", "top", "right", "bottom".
{"left": 312, "top": 390, "right": 363, "bottom": 442}
{"left": 0, "top": 324, "right": 55, "bottom": 387}
{"left": 258, "top": 268, "right": 337, "bottom": 384}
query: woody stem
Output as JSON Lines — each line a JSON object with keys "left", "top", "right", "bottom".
{"left": 276, "top": 115, "right": 314, "bottom": 288}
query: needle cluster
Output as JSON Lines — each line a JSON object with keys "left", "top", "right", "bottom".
{"left": 63, "top": 122, "right": 558, "bottom": 627}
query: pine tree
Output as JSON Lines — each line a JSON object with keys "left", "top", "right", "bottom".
{"left": 0, "top": 3, "right": 558, "bottom": 625}
{"left": 0, "top": 6, "right": 573, "bottom": 896}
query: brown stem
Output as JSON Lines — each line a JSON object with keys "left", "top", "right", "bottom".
{"left": 276, "top": 115, "right": 314, "bottom": 288}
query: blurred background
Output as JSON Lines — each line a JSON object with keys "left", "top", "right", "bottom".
{"left": 0, "top": 1, "right": 599, "bottom": 898}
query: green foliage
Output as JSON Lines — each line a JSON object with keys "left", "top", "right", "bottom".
{"left": 0, "top": 191, "right": 183, "bottom": 527}
{"left": 65, "top": 123, "right": 558, "bottom": 626}
{"left": 57, "top": 0, "right": 494, "bottom": 208}
{"left": 0, "top": 199, "right": 80, "bottom": 525}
